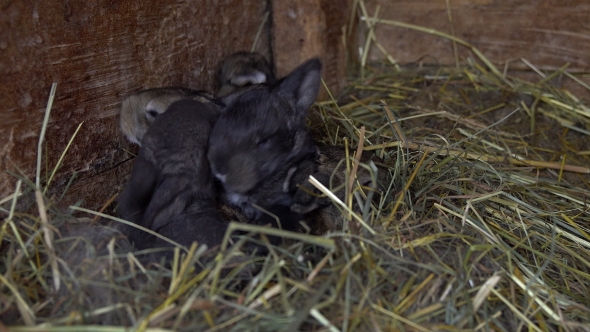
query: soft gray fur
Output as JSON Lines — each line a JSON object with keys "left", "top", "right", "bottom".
{"left": 119, "top": 87, "right": 218, "bottom": 145}
{"left": 208, "top": 58, "right": 325, "bottom": 229}
{"left": 216, "top": 51, "right": 276, "bottom": 97}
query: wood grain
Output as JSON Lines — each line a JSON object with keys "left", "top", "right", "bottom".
{"left": 358, "top": 0, "right": 590, "bottom": 99}
{"left": 272, "top": 0, "right": 350, "bottom": 99}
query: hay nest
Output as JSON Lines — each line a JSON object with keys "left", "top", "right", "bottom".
{"left": 2, "top": 12, "right": 590, "bottom": 332}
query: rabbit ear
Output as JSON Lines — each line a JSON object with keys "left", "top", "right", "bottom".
{"left": 276, "top": 58, "right": 322, "bottom": 115}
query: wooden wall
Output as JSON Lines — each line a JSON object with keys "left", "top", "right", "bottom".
{"left": 359, "top": 0, "right": 590, "bottom": 71}
{"left": 357, "top": 0, "right": 590, "bottom": 98}
{"left": 272, "top": 0, "right": 350, "bottom": 99}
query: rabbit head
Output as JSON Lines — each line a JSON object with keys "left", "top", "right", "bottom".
{"left": 208, "top": 58, "right": 322, "bottom": 211}
{"left": 119, "top": 87, "right": 217, "bottom": 145}
{"left": 216, "top": 51, "right": 276, "bottom": 97}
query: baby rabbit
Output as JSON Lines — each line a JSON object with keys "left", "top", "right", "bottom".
{"left": 216, "top": 51, "right": 276, "bottom": 97}
{"left": 118, "top": 99, "right": 229, "bottom": 259}
{"left": 208, "top": 58, "right": 323, "bottom": 229}
{"left": 119, "top": 87, "right": 219, "bottom": 145}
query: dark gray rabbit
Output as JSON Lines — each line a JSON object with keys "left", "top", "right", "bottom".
{"left": 208, "top": 58, "right": 325, "bottom": 230}
{"left": 119, "top": 87, "right": 219, "bottom": 145}
{"left": 118, "top": 99, "right": 229, "bottom": 258}
{"left": 216, "top": 51, "right": 276, "bottom": 98}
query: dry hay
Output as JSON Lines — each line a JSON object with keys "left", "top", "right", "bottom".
{"left": 2, "top": 7, "right": 590, "bottom": 332}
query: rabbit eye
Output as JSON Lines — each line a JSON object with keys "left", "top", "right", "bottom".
{"left": 146, "top": 110, "right": 159, "bottom": 122}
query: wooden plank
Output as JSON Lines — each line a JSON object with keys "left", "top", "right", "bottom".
{"left": 272, "top": 0, "right": 350, "bottom": 99}
{"left": 358, "top": 0, "right": 590, "bottom": 96}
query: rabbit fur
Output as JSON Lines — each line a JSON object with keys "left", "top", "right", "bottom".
{"left": 216, "top": 51, "right": 276, "bottom": 97}
{"left": 119, "top": 87, "right": 219, "bottom": 145}
{"left": 208, "top": 58, "right": 326, "bottom": 229}
{"left": 117, "top": 99, "right": 229, "bottom": 259}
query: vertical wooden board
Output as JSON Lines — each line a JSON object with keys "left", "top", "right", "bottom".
{"left": 358, "top": 0, "right": 590, "bottom": 72}
{"left": 272, "top": 0, "right": 350, "bottom": 99}
{"left": 0, "top": 0, "right": 270, "bottom": 210}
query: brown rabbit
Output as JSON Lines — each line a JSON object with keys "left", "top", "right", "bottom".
{"left": 215, "top": 51, "right": 276, "bottom": 97}
{"left": 119, "top": 87, "right": 220, "bottom": 145}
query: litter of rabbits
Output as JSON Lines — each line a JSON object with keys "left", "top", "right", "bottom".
{"left": 2, "top": 12, "right": 590, "bottom": 332}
